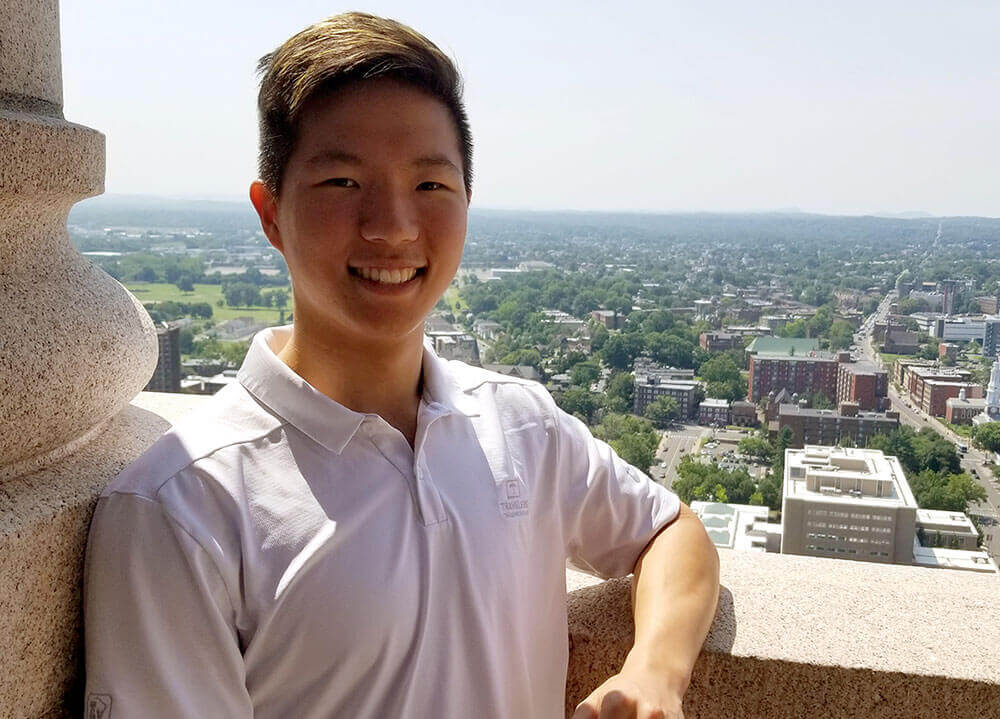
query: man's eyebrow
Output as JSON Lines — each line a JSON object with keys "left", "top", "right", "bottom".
{"left": 412, "top": 155, "right": 462, "bottom": 174}
{"left": 303, "top": 150, "right": 363, "bottom": 167}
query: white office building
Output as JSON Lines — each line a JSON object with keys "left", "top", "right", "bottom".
{"left": 781, "top": 446, "right": 996, "bottom": 573}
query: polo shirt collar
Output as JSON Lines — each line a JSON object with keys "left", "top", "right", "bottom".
{"left": 237, "top": 326, "right": 476, "bottom": 455}
{"left": 420, "top": 337, "right": 481, "bottom": 418}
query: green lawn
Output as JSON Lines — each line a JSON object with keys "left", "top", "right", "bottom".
{"left": 444, "top": 285, "right": 466, "bottom": 315}
{"left": 124, "top": 282, "right": 291, "bottom": 324}
{"left": 943, "top": 421, "right": 974, "bottom": 439}
{"left": 877, "top": 352, "right": 905, "bottom": 368}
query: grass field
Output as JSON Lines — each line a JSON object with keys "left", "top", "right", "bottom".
{"left": 124, "top": 282, "right": 291, "bottom": 324}
{"left": 443, "top": 285, "right": 467, "bottom": 316}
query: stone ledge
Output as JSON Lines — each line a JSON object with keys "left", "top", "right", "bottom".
{"left": 566, "top": 550, "right": 999, "bottom": 718}
{"left": 0, "top": 393, "right": 209, "bottom": 717}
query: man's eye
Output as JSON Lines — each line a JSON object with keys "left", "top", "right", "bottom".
{"left": 323, "top": 178, "right": 358, "bottom": 188}
{"left": 417, "top": 181, "right": 444, "bottom": 191}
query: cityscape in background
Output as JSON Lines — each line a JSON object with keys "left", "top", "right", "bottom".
{"left": 70, "top": 194, "right": 1000, "bottom": 573}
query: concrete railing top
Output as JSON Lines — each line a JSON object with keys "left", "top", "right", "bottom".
{"left": 566, "top": 548, "right": 999, "bottom": 718}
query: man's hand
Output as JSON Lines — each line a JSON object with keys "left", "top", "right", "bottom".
{"left": 571, "top": 663, "right": 684, "bottom": 719}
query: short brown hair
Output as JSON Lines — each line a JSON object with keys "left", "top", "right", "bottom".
{"left": 256, "top": 12, "right": 473, "bottom": 196}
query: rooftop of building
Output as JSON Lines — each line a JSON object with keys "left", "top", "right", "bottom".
{"left": 784, "top": 446, "right": 919, "bottom": 509}
{"left": 745, "top": 336, "right": 820, "bottom": 355}
{"left": 915, "top": 509, "right": 979, "bottom": 532}
{"left": 691, "top": 502, "right": 773, "bottom": 551}
{"left": 911, "top": 537, "right": 998, "bottom": 574}
{"left": 753, "top": 349, "right": 838, "bottom": 361}
{"left": 701, "top": 398, "right": 731, "bottom": 408}
{"left": 946, "top": 396, "right": 987, "bottom": 407}
{"left": 907, "top": 365, "right": 972, "bottom": 379}
{"left": 635, "top": 378, "right": 700, "bottom": 390}
{"left": 778, "top": 404, "right": 898, "bottom": 420}
{"left": 838, "top": 359, "right": 885, "bottom": 375}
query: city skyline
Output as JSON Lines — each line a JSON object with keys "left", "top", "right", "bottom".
{"left": 60, "top": 0, "right": 1000, "bottom": 217}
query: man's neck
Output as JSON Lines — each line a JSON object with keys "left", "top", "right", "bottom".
{"left": 277, "top": 319, "right": 425, "bottom": 447}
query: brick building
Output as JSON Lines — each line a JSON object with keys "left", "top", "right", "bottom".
{"left": 699, "top": 398, "right": 730, "bottom": 426}
{"left": 633, "top": 377, "right": 699, "bottom": 419}
{"left": 699, "top": 331, "right": 740, "bottom": 352}
{"left": 747, "top": 350, "right": 841, "bottom": 403}
{"left": 901, "top": 365, "right": 982, "bottom": 417}
{"left": 731, "top": 400, "right": 758, "bottom": 427}
{"left": 945, "top": 391, "right": 988, "bottom": 425}
{"left": 777, "top": 402, "right": 900, "bottom": 449}
{"left": 836, "top": 360, "right": 888, "bottom": 411}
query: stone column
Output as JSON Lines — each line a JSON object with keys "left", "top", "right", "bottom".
{"left": 0, "top": 0, "right": 157, "bottom": 477}
{"left": 1, "top": 0, "right": 166, "bottom": 714}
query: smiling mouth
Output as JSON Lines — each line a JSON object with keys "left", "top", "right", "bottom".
{"left": 348, "top": 266, "right": 425, "bottom": 284}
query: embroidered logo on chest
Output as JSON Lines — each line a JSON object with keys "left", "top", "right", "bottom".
{"left": 498, "top": 477, "right": 529, "bottom": 518}
{"left": 87, "top": 694, "right": 112, "bottom": 719}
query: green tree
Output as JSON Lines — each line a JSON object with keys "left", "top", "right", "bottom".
{"left": 772, "top": 427, "right": 794, "bottom": 476}
{"left": 556, "top": 387, "right": 599, "bottom": 424}
{"left": 176, "top": 273, "right": 196, "bottom": 292}
{"left": 604, "top": 371, "right": 635, "bottom": 414}
{"left": 601, "top": 333, "right": 643, "bottom": 370}
{"left": 646, "top": 333, "right": 694, "bottom": 368}
{"left": 591, "top": 413, "right": 659, "bottom": 471}
{"left": 972, "top": 423, "right": 1000, "bottom": 454}
{"left": 499, "top": 348, "right": 543, "bottom": 372}
{"left": 738, "top": 436, "right": 774, "bottom": 463}
{"left": 672, "top": 456, "right": 757, "bottom": 505}
{"left": 569, "top": 360, "right": 601, "bottom": 387}
{"left": 779, "top": 318, "right": 809, "bottom": 338}
{"left": 698, "top": 354, "right": 741, "bottom": 385}
{"left": 644, "top": 396, "right": 679, "bottom": 429}
{"left": 272, "top": 288, "right": 289, "bottom": 310}
{"left": 590, "top": 323, "right": 609, "bottom": 352}
{"left": 612, "top": 433, "right": 657, "bottom": 471}
{"left": 828, "top": 320, "right": 854, "bottom": 350}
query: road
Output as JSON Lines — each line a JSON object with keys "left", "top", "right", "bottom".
{"left": 860, "top": 291, "right": 1000, "bottom": 558}
{"left": 651, "top": 423, "right": 710, "bottom": 489}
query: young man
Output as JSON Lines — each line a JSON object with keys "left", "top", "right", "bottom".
{"left": 84, "top": 12, "right": 719, "bottom": 719}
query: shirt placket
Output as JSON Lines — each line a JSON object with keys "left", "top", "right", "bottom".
{"left": 413, "top": 403, "right": 449, "bottom": 526}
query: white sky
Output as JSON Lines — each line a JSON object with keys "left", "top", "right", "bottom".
{"left": 60, "top": 0, "right": 1000, "bottom": 216}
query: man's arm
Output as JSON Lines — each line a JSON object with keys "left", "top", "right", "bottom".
{"left": 572, "top": 502, "right": 719, "bottom": 719}
{"left": 85, "top": 492, "right": 253, "bottom": 718}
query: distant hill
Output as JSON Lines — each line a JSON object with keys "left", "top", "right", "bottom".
{"left": 70, "top": 194, "right": 1000, "bottom": 246}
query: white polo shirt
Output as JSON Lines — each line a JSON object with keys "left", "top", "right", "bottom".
{"left": 84, "top": 326, "right": 680, "bottom": 718}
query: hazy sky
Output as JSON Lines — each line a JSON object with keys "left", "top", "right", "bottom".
{"left": 60, "top": 1, "right": 1000, "bottom": 216}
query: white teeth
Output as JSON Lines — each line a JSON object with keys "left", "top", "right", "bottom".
{"left": 354, "top": 267, "right": 418, "bottom": 284}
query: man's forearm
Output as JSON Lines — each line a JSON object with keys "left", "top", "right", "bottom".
{"left": 625, "top": 502, "right": 720, "bottom": 693}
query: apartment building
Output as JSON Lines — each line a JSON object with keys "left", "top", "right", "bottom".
{"left": 633, "top": 376, "right": 699, "bottom": 418}
{"left": 698, "top": 398, "right": 730, "bottom": 426}
{"left": 747, "top": 351, "right": 840, "bottom": 402}
{"left": 145, "top": 321, "right": 182, "bottom": 393}
{"left": 777, "top": 403, "right": 899, "bottom": 449}
{"left": 835, "top": 360, "right": 888, "bottom": 411}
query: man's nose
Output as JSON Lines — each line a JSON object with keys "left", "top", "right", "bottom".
{"left": 358, "top": 185, "right": 418, "bottom": 245}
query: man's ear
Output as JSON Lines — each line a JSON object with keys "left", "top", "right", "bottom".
{"left": 249, "top": 180, "right": 284, "bottom": 254}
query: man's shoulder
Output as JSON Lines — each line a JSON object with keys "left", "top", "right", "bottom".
{"left": 105, "top": 383, "right": 285, "bottom": 500}
{"left": 442, "top": 360, "right": 558, "bottom": 426}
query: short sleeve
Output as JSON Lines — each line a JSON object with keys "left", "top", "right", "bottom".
{"left": 83, "top": 492, "right": 253, "bottom": 718}
{"left": 555, "top": 407, "right": 680, "bottom": 579}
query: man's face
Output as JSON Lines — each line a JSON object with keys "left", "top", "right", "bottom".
{"left": 254, "top": 78, "right": 469, "bottom": 347}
